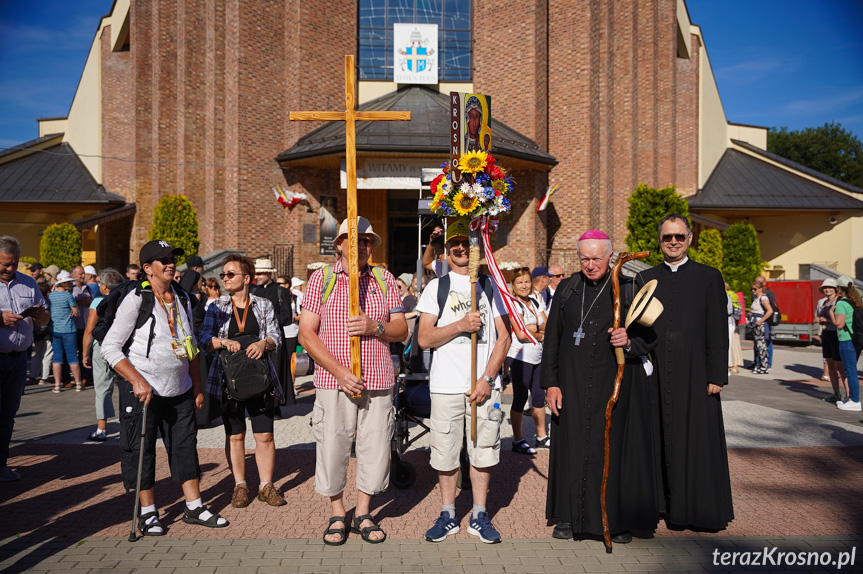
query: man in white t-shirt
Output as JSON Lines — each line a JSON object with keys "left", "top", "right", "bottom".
{"left": 416, "top": 218, "right": 511, "bottom": 544}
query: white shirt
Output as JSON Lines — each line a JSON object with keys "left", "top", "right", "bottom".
{"left": 416, "top": 272, "right": 507, "bottom": 394}
{"left": 101, "top": 286, "right": 194, "bottom": 397}
{"left": 283, "top": 289, "right": 303, "bottom": 338}
{"left": 508, "top": 298, "right": 544, "bottom": 364}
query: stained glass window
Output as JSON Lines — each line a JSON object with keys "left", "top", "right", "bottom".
{"left": 358, "top": 0, "right": 471, "bottom": 81}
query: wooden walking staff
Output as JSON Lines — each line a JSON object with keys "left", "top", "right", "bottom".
{"left": 601, "top": 250, "right": 649, "bottom": 553}
{"left": 290, "top": 56, "right": 410, "bottom": 393}
{"left": 468, "top": 224, "right": 481, "bottom": 441}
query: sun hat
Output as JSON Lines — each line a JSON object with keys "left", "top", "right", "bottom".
{"left": 290, "top": 277, "right": 305, "bottom": 289}
{"left": 54, "top": 271, "right": 75, "bottom": 285}
{"left": 333, "top": 216, "right": 382, "bottom": 248}
{"left": 45, "top": 264, "right": 60, "bottom": 278}
{"left": 254, "top": 258, "right": 277, "bottom": 274}
{"left": 819, "top": 278, "right": 838, "bottom": 293}
{"left": 625, "top": 280, "right": 664, "bottom": 328}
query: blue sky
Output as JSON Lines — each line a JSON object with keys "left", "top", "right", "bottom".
{"left": 0, "top": 0, "right": 861, "bottom": 150}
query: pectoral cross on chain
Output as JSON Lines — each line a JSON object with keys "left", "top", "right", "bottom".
{"left": 573, "top": 327, "right": 586, "bottom": 346}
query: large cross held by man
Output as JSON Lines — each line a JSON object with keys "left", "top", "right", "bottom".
{"left": 290, "top": 55, "right": 411, "bottom": 387}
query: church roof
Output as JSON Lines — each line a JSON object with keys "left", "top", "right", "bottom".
{"left": 275, "top": 85, "right": 557, "bottom": 167}
{"left": 0, "top": 142, "right": 125, "bottom": 204}
{"left": 687, "top": 143, "right": 863, "bottom": 212}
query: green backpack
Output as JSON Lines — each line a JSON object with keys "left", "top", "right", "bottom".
{"left": 320, "top": 264, "right": 388, "bottom": 308}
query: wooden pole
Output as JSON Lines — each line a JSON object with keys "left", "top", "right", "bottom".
{"left": 290, "top": 55, "right": 410, "bottom": 391}
{"left": 601, "top": 250, "right": 649, "bottom": 553}
{"left": 469, "top": 226, "right": 481, "bottom": 441}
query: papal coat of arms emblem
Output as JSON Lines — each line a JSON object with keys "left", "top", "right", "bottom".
{"left": 398, "top": 28, "right": 435, "bottom": 74}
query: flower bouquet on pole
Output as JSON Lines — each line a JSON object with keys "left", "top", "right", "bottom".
{"left": 429, "top": 150, "right": 537, "bottom": 440}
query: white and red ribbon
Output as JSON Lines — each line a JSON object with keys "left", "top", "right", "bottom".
{"left": 470, "top": 216, "right": 539, "bottom": 345}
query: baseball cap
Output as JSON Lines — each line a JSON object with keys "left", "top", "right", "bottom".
{"left": 836, "top": 275, "right": 855, "bottom": 289}
{"left": 532, "top": 266, "right": 552, "bottom": 279}
{"left": 446, "top": 218, "right": 471, "bottom": 242}
{"left": 185, "top": 256, "right": 204, "bottom": 268}
{"left": 29, "top": 263, "right": 44, "bottom": 271}
{"left": 83, "top": 265, "right": 97, "bottom": 276}
{"left": 139, "top": 240, "right": 184, "bottom": 266}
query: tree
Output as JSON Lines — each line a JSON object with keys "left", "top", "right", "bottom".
{"left": 721, "top": 221, "right": 761, "bottom": 302}
{"left": 40, "top": 223, "right": 82, "bottom": 271}
{"left": 148, "top": 195, "right": 199, "bottom": 265}
{"left": 768, "top": 122, "right": 863, "bottom": 188}
{"left": 697, "top": 228, "right": 723, "bottom": 271}
{"left": 625, "top": 184, "right": 692, "bottom": 266}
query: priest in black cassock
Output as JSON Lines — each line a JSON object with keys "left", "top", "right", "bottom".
{"left": 641, "top": 214, "right": 733, "bottom": 530}
{"left": 252, "top": 258, "right": 296, "bottom": 408}
{"left": 540, "top": 230, "right": 659, "bottom": 543}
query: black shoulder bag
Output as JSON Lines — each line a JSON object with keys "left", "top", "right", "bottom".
{"left": 220, "top": 298, "right": 273, "bottom": 402}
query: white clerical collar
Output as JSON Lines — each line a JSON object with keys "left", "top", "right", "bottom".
{"left": 664, "top": 256, "right": 689, "bottom": 273}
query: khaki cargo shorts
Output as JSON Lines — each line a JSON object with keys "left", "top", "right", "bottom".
{"left": 429, "top": 390, "right": 502, "bottom": 471}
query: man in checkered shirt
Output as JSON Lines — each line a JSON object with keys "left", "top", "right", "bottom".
{"left": 299, "top": 216, "right": 407, "bottom": 545}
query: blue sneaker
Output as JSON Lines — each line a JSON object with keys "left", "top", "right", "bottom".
{"left": 425, "top": 512, "right": 460, "bottom": 542}
{"left": 467, "top": 512, "right": 501, "bottom": 544}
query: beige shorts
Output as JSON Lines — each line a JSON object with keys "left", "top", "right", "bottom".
{"left": 429, "top": 390, "right": 502, "bottom": 471}
{"left": 311, "top": 388, "right": 394, "bottom": 497}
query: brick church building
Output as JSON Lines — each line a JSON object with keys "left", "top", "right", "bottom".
{"left": 4, "top": 0, "right": 859, "bottom": 278}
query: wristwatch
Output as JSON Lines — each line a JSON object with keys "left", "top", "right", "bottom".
{"left": 481, "top": 374, "right": 494, "bottom": 385}
{"left": 376, "top": 321, "right": 385, "bottom": 336}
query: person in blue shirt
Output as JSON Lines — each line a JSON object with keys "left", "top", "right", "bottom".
{"left": 48, "top": 272, "right": 82, "bottom": 393}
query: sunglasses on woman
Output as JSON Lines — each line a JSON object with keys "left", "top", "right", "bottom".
{"left": 219, "top": 271, "right": 247, "bottom": 280}
{"left": 148, "top": 256, "right": 175, "bottom": 265}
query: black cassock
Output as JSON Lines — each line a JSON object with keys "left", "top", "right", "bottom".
{"left": 641, "top": 259, "right": 733, "bottom": 529}
{"left": 540, "top": 272, "right": 659, "bottom": 536}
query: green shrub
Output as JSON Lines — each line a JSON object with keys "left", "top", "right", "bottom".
{"left": 148, "top": 195, "right": 200, "bottom": 265}
{"left": 624, "top": 184, "right": 691, "bottom": 266}
{"left": 40, "top": 223, "right": 82, "bottom": 271}
{"left": 19, "top": 256, "right": 37, "bottom": 267}
{"left": 697, "top": 228, "right": 723, "bottom": 271}
{"left": 722, "top": 221, "right": 761, "bottom": 304}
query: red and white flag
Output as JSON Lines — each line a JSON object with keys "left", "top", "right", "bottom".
{"left": 273, "top": 184, "right": 306, "bottom": 209}
{"left": 537, "top": 183, "right": 559, "bottom": 212}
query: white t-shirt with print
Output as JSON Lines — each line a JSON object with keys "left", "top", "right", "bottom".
{"left": 416, "top": 272, "right": 507, "bottom": 394}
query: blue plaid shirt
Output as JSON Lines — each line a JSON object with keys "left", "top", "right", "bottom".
{"left": 199, "top": 294, "right": 284, "bottom": 403}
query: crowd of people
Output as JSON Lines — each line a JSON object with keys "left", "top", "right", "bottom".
{"left": 1, "top": 214, "right": 860, "bottom": 543}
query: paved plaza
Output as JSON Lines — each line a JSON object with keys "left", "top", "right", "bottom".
{"left": 1, "top": 344, "right": 861, "bottom": 572}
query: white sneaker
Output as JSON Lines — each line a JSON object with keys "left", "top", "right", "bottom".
{"left": 837, "top": 400, "right": 862, "bottom": 412}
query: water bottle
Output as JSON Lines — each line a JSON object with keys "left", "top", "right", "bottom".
{"left": 488, "top": 403, "right": 504, "bottom": 423}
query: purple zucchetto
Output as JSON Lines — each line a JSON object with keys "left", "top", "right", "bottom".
{"left": 578, "top": 229, "right": 610, "bottom": 241}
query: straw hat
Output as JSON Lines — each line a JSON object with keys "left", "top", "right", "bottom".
{"left": 625, "top": 280, "right": 664, "bottom": 328}
{"left": 45, "top": 265, "right": 60, "bottom": 278}
{"left": 254, "top": 258, "right": 277, "bottom": 274}
{"left": 333, "top": 216, "right": 382, "bottom": 248}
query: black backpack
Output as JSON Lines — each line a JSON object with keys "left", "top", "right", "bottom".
{"left": 91, "top": 280, "right": 191, "bottom": 358}
{"left": 220, "top": 334, "right": 273, "bottom": 401}
{"left": 766, "top": 290, "right": 782, "bottom": 326}
{"left": 404, "top": 273, "right": 494, "bottom": 373}
{"left": 842, "top": 298, "right": 863, "bottom": 347}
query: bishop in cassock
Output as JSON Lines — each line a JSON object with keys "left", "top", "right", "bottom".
{"left": 641, "top": 214, "right": 734, "bottom": 530}
{"left": 541, "top": 230, "right": 659, "bottom": 542}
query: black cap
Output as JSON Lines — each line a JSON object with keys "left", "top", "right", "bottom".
{"left": 139, "top": 240, "right": 184, "bottom": 266}
{"left": 29, "top": 263, "right": 44, "bottom": 271}
{"left": 185, "top": 256, "right": 204, "bottom": 268}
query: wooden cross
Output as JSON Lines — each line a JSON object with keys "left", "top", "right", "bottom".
{"left": 290, "top": 55, "right": 411, "bottom": 386}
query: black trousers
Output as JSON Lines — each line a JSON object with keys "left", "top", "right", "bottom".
{"left": 118, "top": 378, "right": 201, "bottom": 491}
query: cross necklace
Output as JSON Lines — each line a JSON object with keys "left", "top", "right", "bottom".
{"left": 573, "top": 274, "right": 611, "bottom": 345}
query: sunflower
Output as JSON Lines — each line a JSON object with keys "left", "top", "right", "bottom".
{"left": 491, "top": 178, "right": 509, "bottom": 196}
{"left": 458, "top": 150, "right": 488, "bottom": 174}
{"left": 453, "top": 190, "right": 479, "bottom": 216}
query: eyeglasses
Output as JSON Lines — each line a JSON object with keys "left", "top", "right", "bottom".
{"left": 357, "top": 237, "right": 374, "bottom": 247}
{"left": 219, "top": 272, "right": 247, "bottom": 280}
{"left": 448, "top": 239, "right": 469, "bottom": 248}
{"left": 551, "top": 274, "right": 564, "bottom": 278}
{"left": 276, "top": 281, "right": 287, "bottom": 285}
{"left": 660, "top": 233, "right": 689, "bottom": 243}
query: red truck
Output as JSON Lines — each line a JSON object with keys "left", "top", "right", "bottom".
{"left": 763, "top": 280, "right": 823, "bottom": 344}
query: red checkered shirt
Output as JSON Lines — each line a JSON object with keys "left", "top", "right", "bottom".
{"left": 302, "top": 260, "right": 403, "bottom": 390}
